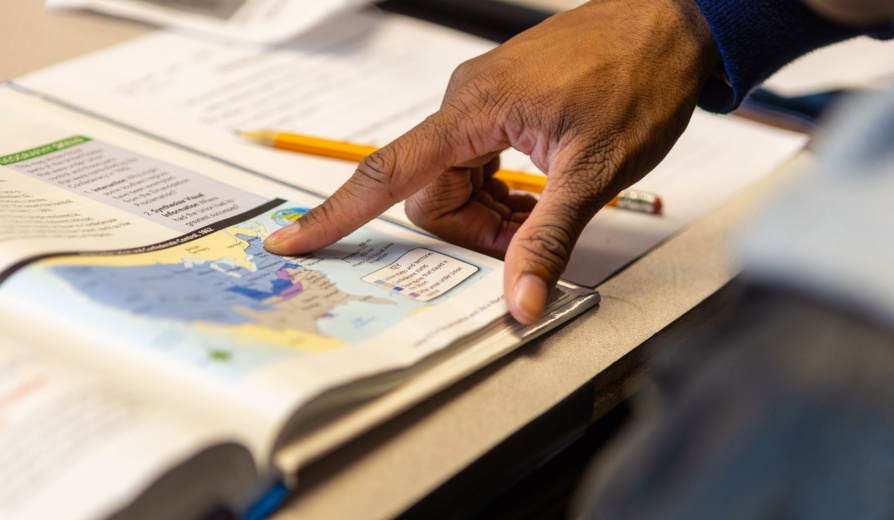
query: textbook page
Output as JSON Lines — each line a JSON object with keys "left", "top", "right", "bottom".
{"left": 47, "top": 0, "right": 365, "bottom": 44}
{"left": 15, "top": 11, "right": 496, "bottom": 225}
{"left": 0, "top": 331, "right": 258, "bottom": 520}
{"left": 0, "top": 85, "right": 511, "bottom": 458}
{"left": 16, "top": 11, "right": 807, "bottom": 287}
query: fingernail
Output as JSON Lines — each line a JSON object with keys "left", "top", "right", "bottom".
{"left": 513, "top": 274, "right": 548, "bottom": 324}
{"left": 264, "top": 222, "right": 301, "bottom": 253}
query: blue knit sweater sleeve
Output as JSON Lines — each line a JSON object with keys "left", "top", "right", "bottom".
{"left": 693, "top": 0, "right": 894, "bottom": 113}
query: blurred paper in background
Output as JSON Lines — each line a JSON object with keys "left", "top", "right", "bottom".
{"left": 46, "top": 0, "right": 370, "bottom": 43}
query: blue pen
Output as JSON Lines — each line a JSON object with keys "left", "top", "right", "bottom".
{"left": 242, "top": 481, "right": 289, "bottom": 520}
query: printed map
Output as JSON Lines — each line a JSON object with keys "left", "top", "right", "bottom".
{"left": 2, "top": 205, "right": 489, "bottom": 378}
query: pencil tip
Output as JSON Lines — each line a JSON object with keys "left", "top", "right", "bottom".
{"left": 238, "top": 129, "right": 274, "bottom": 144}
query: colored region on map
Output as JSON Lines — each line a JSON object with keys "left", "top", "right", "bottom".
{"left": 1, "top": 204, "right": 491, "bottom": 378}
{"left": 51, "top": 232, "right": 393, "bottom": 338}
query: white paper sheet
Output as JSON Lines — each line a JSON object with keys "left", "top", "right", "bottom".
{"left": 46, "top": 0, "right": 367, "bottom": 44}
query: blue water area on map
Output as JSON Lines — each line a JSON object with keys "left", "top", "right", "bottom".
{"left": 227, "top": 260, "right": 302, "bottom": 301}
{"left": 228, "top": 278, "right": 289, "bottom": 301}
{"left": 50, "top": 233, "right": 301, "bottom": 325}
{"left": 240, "top": 232, "right": 268, "bottom": 259}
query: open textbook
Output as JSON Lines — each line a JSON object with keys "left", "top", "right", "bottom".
{"left": 16, "top": 10, "right": 808, "bottom": 287}
{"left": 0, "top": 84, "right": 598, "bottom": 519}
{"left": 3, "top": 10, "right": 809, "bottom": 518}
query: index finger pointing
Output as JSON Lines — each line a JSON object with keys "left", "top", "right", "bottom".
{"left": 264, "top": 106, "right": 496, "bottom": 256}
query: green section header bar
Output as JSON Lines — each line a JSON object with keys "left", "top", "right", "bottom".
{"left": 0, "top": 136, "right": 92, "bottom": 166}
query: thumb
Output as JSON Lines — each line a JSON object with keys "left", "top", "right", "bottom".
{"left": 503, "top": 145, "right": 614, "bottom": 324}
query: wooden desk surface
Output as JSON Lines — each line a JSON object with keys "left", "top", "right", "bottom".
{"left": 0, "top": 2, "right": 806, "bottom": 518}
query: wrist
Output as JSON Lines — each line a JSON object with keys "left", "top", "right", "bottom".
{"left": 574, "top": 0, "right": 722, "bottom": 101}
{"left": 670, "top": 0, "right": 724, "bottom": 95}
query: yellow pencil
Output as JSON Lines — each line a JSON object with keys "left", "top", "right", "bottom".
{"left": 239, "top": 130, "right": 662, "bottom": 214}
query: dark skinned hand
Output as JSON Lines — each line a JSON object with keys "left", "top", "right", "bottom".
{"left": 265, "top": 0, "right": 721, "bottom": 324}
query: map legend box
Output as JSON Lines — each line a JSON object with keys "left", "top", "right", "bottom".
{"left": 362, "top": 248, "right": 478, "bottom": 302}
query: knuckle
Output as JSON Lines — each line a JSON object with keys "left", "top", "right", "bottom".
{"left": 501, "top": 85, "right": 545, "bottom": 144}
{"left": 404, "top": 186, "right": 443, "bottom": 227}
{"left": 308, "top": 196, "right": 361, "bottom": 242}
{"left": 356, "top": 150, "right": 392, "bottom": 183}
{"left": 354, "top": 150, "right": 402, "bottom": 202}
{"left": 556, "top": 141, "right": 624, "bottom": 210}
{"left": 444, "top": 80, "right": 492, "bottom": 115}
{"left": 447, "top": 58, "right": 476, "bottom": 91}
{"left": 301, "top": 198, "right": 338, "bottom": 232}
{"left": 519, "top": 221, "right": 575, "bottom": 279}
{"left": 404, "top": 169, "right": 470, "bottom": 227}
{"left": 404, "top": 197, "right": 428, "bottom": 227}
{"left": 446, "top": 60, "right": 514, "bottom": 116}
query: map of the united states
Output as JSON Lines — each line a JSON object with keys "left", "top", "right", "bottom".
{"left": 44, "top": 221, "right": 395, "bottom": 352}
